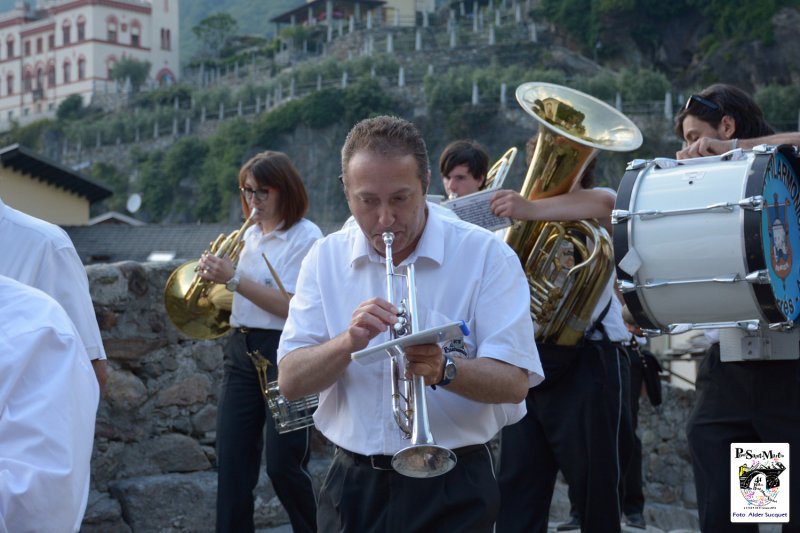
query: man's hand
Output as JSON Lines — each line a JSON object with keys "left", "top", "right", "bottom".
{"left": 491, "top": 189, "right": 531, "bottom": 219}
{"left": 345, "top": 297, "right": 398, "bottom": 353}
{"left": 677, "top": 137, "right": 735, "bottom": 159}
{"left": 404, "top": 344, "right": 445, "bottom": 386}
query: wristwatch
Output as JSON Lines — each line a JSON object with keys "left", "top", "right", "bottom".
{"left": 439, "top": 355, "right": 457, "bottom": 386}
{"left": 224, "top": 272, "right": 241, "bottom": 292}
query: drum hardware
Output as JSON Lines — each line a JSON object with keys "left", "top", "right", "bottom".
{"left": 248, "top": 349, "right": 318, "bottom": 434}
{"left": 667, "top": 320, "right": 761, "bottom": 335}
{"left": 719, "top": 327, "right": 800, "bottom": 362}
{"left": 618, "top": 271, "right": 772, "bottom": 293}
{"left": 612, "top": 196, "right": 764, "bottom": 223}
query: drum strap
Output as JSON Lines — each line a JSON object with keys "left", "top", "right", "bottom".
{"left": 585, "top": 297, "right": 613, "bottom": 341}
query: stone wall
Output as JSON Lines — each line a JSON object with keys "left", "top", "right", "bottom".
{"left": 81, "top": 261, "right": 699, "bottom": 532}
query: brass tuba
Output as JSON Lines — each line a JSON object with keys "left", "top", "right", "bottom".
{"left": 508, "top": 82, "right": 642, "bottom": 345}
{"left": 163, "top": 210, "right": 258, "bottom": 339}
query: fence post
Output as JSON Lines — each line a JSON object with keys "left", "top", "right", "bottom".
{"left": 398, "top": 66, "right": 405, "bottom": 88}
{"left": 472, "top": 82, "right": 479, "bottom": 105}
{"left": 172, "top": 117, "right": 178, "bottom": 137}
{"left": 500, "top": 83, "right": 507, "bottom": 108}
{"left": 256, "top": 96, "right": 261, "bottom": 114}
{"left": 489, "top": 26, "right": 495, "bottom": 45}
{"left": 387, "top": 33, "right": 394, "bottom": 53}
{"left": 290, "top": 77, "right": 296, "bottom": 98}
{"left": 219, "top": 102, "right": 225, "bottom": 121}
{"left": 450, "top": 28, "right": 457, "bottom": 48}
{"left": 201, "top": 106, "right": 206, "bottom": 123}
{"left": 185, "top": 117, "right": 191, "bottom": 135}
{"left": 664, "top": 91, "right": 673, "bottom": 120}
{"left": 341, "top": 71, "right": 348, "bottom": 88}
{"left": 153, "top": 121, "right": 159, "bottom": 139}
{"left": 529, "top": 22, "right": 537, "bottom": 42}
{"left": 317, "top": 74, "right": 322, "bottom": 90}
{"left": 615, "top": 92, "right": 622, "bottom": 111}
{"left": 428, "top": 64, "right": 434, "bottom": 76}
{"left": 416, "top": 29, "right": 422, "bottom": 51}
{"left": 473, "top": 1, "right": 479, "bottom": 32}
{"left": 423, "top": 10, "right": 429, "bottom": 28}
{"left": 349, "top": 15, "right": 355, "bottom": 33}
{"left": 238, "top": 100, "right": 243, "bottom": 116}
{"left": 96, "top": 131, "right": 101, "bottom": 148}
{"left": 496, "top": 10, "right": 501, "bottom": 27}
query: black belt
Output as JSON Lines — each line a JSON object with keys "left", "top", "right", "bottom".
{"left": 337, "top": 443, "right": 486, "bottom": 471}
{"left": 235, "top": 326, "right": 271, "bottom": 334}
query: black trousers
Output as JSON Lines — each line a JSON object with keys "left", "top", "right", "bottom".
{"left": 215, "top": 329, "right": 316, "bottom": 533}
{"left": 497, "top": 340, "right": 631, "bottom": 533}
{"left": 687, "top": 343, "right": 800, "bottom": 532}
{"left": 620, "top": 347, "right": 645, "bottom": 517}
{"left": 317, "top": 444, "right": 499, "bottom": 533}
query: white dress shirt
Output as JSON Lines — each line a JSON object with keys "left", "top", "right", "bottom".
{"left": 0, "top": 275, "right": 99, "bottom": 533}
{"left": 0, "top": 198, "right": 106, "bottom": 361}
{"left": 278, "top": 207, "right": 543, "bottom": 456}
{"left": 230, "top": 218, "right": 322, "bottom": 330}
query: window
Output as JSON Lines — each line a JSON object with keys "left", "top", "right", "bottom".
{"left": 107, "top": 17, "right": 118, "bottom": 43}
{"left": 131, "top": 22, "right": 141, "bottom": 47}
{"left": 48, "top": 34, "right": 54, "bottom": 50}
{"left": 106, "top": 58, "right": 116, "bottom": 80}
{"left": 78, "top": 57, "right": 85, "bottom": 80}
{"left": 63, "top": 61, "right": 70, "bottom": 83}
{"left": 36, "top": 38, "right": 42, "bottom": 54}
{"left": 36, "top": 68, "right": 43, "bottom": 90}
{"left": 6, "top": 38, "right": 13, "bottom": 58}
{"left": 24, "top": 40, "right": 30, "bottom": 56}
{"left": 77, "top": 17, "right": 86, "bottom": 41}
{"left": 47, "top": 64, "right": 55, "bottom": 87}
{"left": 6, "top": 74, "right": 13, "bottom": 96}
{"left": 62, "top": 21, "right": 71, "bottom": 45}
{"left": 23, "top": 71, "right": 31, "bottom": 92}
{"left": 160, "top": 28, "right": 171, "bottom": 50}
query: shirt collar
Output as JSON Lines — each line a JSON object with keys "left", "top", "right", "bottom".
{"left": 348, "top": 201, "right": 445, "bottom": 267}
{"left": 247, "top": 220, "right": 288, "bottom": 241}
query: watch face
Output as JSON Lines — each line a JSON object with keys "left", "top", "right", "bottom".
{"left": 444, "top": 359, "right": 456, "bottom": 379}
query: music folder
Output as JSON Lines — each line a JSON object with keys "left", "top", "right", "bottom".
{"left": 442, "top": 189, "right": 512, "bottom": 231}
{"left": 351, "top": 321, "right": 470, "bottom": 365}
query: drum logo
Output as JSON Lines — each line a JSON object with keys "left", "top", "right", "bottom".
{"left": 730, "top": 443, "right": 790, "bottom": 523}
{"left": 762, "top": 152, "right": 800, "bottom": 322}
{"left": 766, "top": 193, "right": 792, "bottom": 280}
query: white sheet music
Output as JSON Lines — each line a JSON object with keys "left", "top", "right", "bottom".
{"left": 443, "top": 189, "right": 512, "bottom": 231}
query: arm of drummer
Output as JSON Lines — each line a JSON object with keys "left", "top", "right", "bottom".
{"left": 198, "top": 254, "right": 291, "bottom": 317}
{"left": 278, "top": 297, "right": 398, "bottom": 400}
{"left": 677, "top": 132, "right": 800, "bottom": 160}
{"left": 490, "top": 187, "right": 617, "bottom": 233}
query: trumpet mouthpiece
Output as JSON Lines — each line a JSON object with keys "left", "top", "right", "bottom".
{"left": 448, "top": 192, "right": 458, "bottom": 200}
{"left": 382, "top": 232, "right": 395, "bottom": 245}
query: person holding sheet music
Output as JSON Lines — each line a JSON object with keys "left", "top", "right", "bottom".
{"left": 198, "top": 150, "right": 322, "bottom": 533}
{"left": 491, "top": 138, "right": 635, "bottom": 533}
{"left": 439, "top": 139, "right": 490, "bottom": 199}
{"left": 277, "top": 115, "right": 543, "bottom": 533}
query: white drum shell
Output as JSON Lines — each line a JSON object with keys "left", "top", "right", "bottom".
{"left": 622, "top": 154, "right": 762, "bottom": 327}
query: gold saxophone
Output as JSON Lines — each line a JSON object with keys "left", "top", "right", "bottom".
{"left": 163, "top": 209, "right": 258, "bottom": 339}
{"left": 508, "top": 83, "right": 642, "bottom": 345}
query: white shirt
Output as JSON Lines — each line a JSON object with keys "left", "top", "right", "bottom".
{"left": 278, "top": 207, "right": 543, "bottom": 455}
{"left": 586, "top": 276, "right": 629, "bottom": 342}
{"left": 0, "top": 198, "right": 106, "bottom": 361}
{"left": 0, "top": 275, "right": 99, "bottom": 533}
{"left": 230, "top": 218, "right": 322, "bottom": 330}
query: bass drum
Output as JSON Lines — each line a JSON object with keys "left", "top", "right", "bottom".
{"left": 613, "top": 145, "right": 800, "bottom": 332}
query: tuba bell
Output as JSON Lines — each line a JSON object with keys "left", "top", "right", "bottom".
{"left": 508, "top": 82, "right": 642, "bottom": 345}
{"left": 163, "top": 209, "right": 258, "bottom": 339}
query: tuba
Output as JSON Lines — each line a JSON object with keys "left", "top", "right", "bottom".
{"left": 163, "top": 209, "right": 258, "bottom": 339}
{"left": 483, "top": 146, "right": 518, "bottom": 191}
{"left": 508, "top": 82, "right": 642, "bottom": 345}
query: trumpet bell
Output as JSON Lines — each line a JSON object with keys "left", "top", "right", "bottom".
{"left": 164, "top": 260, "right": 233, "bottom": 339}
{"left": 392, "top": 444, "right": 457, "bottom": 478}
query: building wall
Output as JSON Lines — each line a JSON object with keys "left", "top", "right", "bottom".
{"left": 0, "top": 167, "right": 89, "bottom": 224}
{"left": 0, "top": 0, "right": 179, "bottom": 130}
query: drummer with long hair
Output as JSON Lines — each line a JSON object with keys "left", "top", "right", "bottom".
{"left": 198, "top": 150, "right": 322, "bottom": 533}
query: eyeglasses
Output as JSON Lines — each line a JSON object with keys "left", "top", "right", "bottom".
{"left": 240, "top": 187, "right": 269, "bottom": 201}
{"left": 684, "top": 94, "right": 720, "bottom": 112}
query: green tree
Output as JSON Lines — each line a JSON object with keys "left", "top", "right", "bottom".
{"left": 192, "top": 13, "right": 238, "bottom": 60}
{"left": 109, "top": 57, "right": 152, "bottom": 93}
{"left": 56, "top": 94, "right": 85, "bottom": 121}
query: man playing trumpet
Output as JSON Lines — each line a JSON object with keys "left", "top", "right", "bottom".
{"left": 278, "top": 115, "right": 543, "bottom": 532}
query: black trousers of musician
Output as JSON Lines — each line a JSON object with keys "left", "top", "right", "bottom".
{"left": 215, "top": 329, "right": 316, "bottom": 533}
{"left": 620, "top": 348, "right": 645, "bottom": 518}
{"left": 497, "top": 340, "right": 631, "bottom": 533}
{"left": 317, "top": 444, "right": 498, "bottom": 533}
{"left": 688, "top": 343, "right": 800, "bottom": 533}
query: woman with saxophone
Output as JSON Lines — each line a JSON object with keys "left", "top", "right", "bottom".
{"left": 198, "top": 151, "right": 322, "bottom": 533}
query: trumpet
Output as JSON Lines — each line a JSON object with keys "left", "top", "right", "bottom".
{"left": 163, "top": 209, "right": 258, "bottom": 339}
{"left": 383, "top": 232, "right": 457, "bottom": 478}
